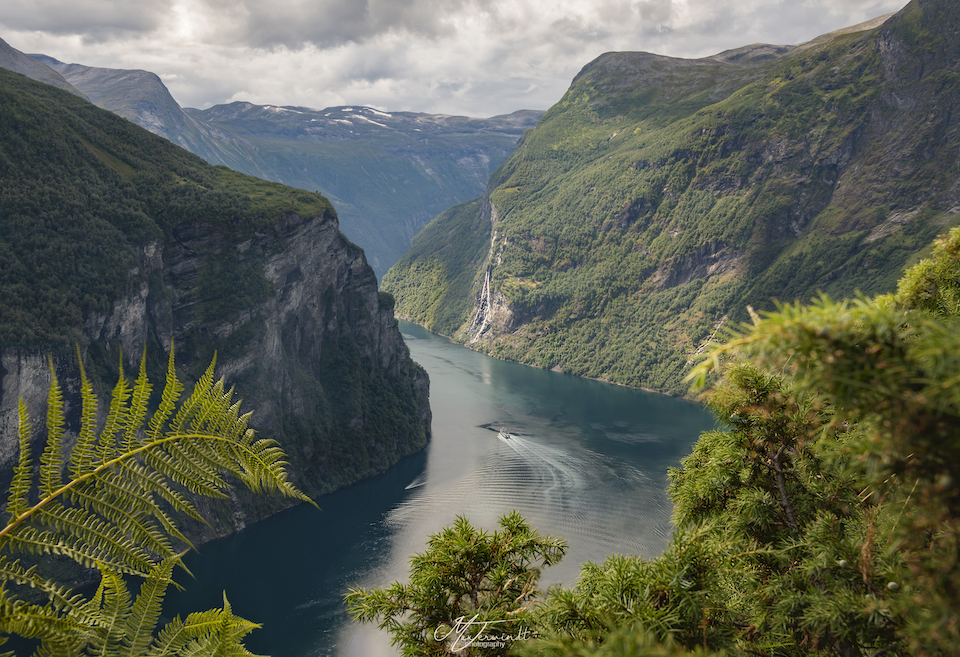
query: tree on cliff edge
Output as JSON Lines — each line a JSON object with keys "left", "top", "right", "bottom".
{"left": 345, "top": 511, "right": 566, "bottom": 656}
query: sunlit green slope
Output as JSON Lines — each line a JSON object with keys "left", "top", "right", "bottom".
{"left": 385, "top": 0, "right": 960, "bottom": 395}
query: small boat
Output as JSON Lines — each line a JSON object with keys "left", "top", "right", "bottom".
{"left": 498, "top": 428, "right": 511, "bottom": 441}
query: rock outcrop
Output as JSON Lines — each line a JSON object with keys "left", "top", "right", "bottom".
{"left": 0, "top": 206, "right": 430, "bottom": 539}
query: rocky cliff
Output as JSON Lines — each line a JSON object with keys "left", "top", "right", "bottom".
{"left": 0, "top": 66, "right": 430, "bottom": 541}
{"left": 385, "top": 0, "right": 960, "bottom": 396}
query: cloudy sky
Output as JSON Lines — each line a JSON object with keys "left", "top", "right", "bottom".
{"left": 2, "top": 0, "right": 907, "bottom": 117}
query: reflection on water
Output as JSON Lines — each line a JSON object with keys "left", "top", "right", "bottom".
{"left": 164, "top": 322, "right": 717, "bottom": 657}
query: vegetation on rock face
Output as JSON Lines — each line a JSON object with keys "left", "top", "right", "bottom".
{"left": 362, "top": 227, "right": 960, "bottom": 656}
{"left": 0, "top": 66, "right": 331, "bottom": 353}
{"left": 381, "top": 198, "right": 493, "bottom": 334}
{"left": 0, "top": 65, "right": 430, "bottom": 528}
{"left": 385, "top": 0, "right": 960, "bottom": 396}
{"left": 0, "top": 351, "right": 311, "bottom": 655}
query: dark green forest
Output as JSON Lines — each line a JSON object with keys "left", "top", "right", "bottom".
{"left": 0, "top": 66, "right": 331, "bottom": 352}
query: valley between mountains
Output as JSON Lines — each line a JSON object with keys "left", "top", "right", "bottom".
{"left": 0, "top": 0, "right": 957, "bottom": 549}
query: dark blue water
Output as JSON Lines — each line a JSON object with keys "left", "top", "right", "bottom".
{"left": 164, "top": 322, "right": 717, "bottom": 656}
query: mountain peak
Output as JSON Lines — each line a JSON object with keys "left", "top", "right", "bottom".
{"left": 0, "top": 37, "right": 86, "bottom": 99}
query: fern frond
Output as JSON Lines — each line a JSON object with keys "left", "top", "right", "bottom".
{"left": 0, "top": 592, "right": 94, "bottom": 654}
{"left": 0, "top": 556, "right": 82, "bottom": 611}
{"left": 169, "top": 356, "right": 217, "bottom": 435}
{"left": 123, "top": 352, "right": 153, "bottom": 452}
{"left": 70, "top": 350, "right": 100, "bottom": 481}
{"left": 1, "top": 349, "right": 312, "bottom": 655}
{"left": 98, "top": 355, "right": 131, "bottom": 461}
{"left": 7, "top": 401, "right": 34, "bottom": 522}
{"left": 149, "top": 348, "right": 183, "bottom": 442}
{"left": 39, "top": 360, "right": 65, "bottom": 498}
{"left": 146, "top": 594, "right": 263, "bottom": 657}
{"left": 147, "top": 440, "right": 230, "bottom": 498}
{"left": 122, "top": 559, "right": 177, "bottom": 657}
{"left": 65, "top": 485, "right": 174, "bottom": 561}
{"left": 119, "top": 459, "right": 204, "bottom": 528}
{"left": 10, "top": 506, "right": 156, "bottom": 576}
{"left": 83, "top": 568, "right": 132, "bottom": 657}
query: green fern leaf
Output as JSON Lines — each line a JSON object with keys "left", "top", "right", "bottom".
{"left": 39, "top": 360, "right": 65, "bottom": 498}
{"left": 83, "top": 567, "right": 132, "bottom": 657}
{"left": 122, "top": 559, "right": 177, "bottom": 657}
{"left": 70, "top": 351, "right": 100, "bottom": 481}
{"left": 146, "top": 600, "right": 264, "bottom": 657}
{"left": 98, "top": 356, "right": 131, "bottom": 460}
{"left": 148, "top": 348, "right": 184, "bottom": 442}
{"left": 123, "top": 352, "right": 153, "bottom": 452}
{"left": 7, "top": 401, "right": 34, "bottom": 522}
{"left": 0, "top": 349, "right": 312, "bottom": 655}
{"left": 169, "top": 357, "right": 217, "bottom": 435}
{"left": 66, "top": 485, "right": 174, "bottom": 560}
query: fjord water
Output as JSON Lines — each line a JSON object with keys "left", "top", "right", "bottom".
{"left": 164, "top": 322, "right": 717, "bottom": 656}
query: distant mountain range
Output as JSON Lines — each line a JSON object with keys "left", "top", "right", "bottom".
{"left": 383, "top": 0, "right": 960, "bottom": 395}
{"left": 0, "top": 43, "right": 541, "bottom": 278}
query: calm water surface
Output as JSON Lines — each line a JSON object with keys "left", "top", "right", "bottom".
{"left": 164, "top": 322, "right": 717, "bottom": 656}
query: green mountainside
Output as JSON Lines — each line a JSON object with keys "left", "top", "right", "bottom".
{"left": 0, "top": 65, "right": 327, "bottom": 351}
{"left": 0, "top": 66, "right": 430, "bottom": 534}
{"left": 3, "top": 45, "right": 541, "bottom": 278}
{"left": 384, "top": 0, "right": 960, "bottom": 396}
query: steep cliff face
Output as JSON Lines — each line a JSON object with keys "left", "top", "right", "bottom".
{"left": 0, "top": 208, "right": 431, "bottom": 538}
{"left": 0, "top": 66, "right": 430, "bottom": 541}
{"left": 385, "top": 0, "right": 960, "bottom": 395}
{"left": 166, "top": 210, "right": 431, "bottom": 502}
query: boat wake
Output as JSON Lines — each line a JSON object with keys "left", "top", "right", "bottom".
{"left": 404, "top": 473, "right": 428, "bottom": 490}
{"left": 384, "top": 428, "right": 668, "bottom": 576}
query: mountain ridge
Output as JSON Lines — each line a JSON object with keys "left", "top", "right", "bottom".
{"left": 0, "top": 41, "right": 542, "bottom": 277}
{"left": 383, "top": 0, "right": 960, "bottom": 396}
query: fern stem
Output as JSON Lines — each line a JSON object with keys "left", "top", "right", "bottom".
{"left": 0, "top": 432, "right": 308, "bottom": 546}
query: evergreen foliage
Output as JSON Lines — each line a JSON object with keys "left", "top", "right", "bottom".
{"left": 344, "top": 512, "right": 566, "bottom": 656}
{"left": 0, "top": 349, "right": 311, "bottom": 656}
{"left": 523, "top": 229, "right": 960, "bottom": 655}
{"left": 357, "top": 227, "right": 960, "bottom": 656}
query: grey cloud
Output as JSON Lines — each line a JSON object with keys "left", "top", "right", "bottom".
{"left": 1, "top": 0, "right": 911, "bottom": 118}
{"left": 231, "top": 0, "right": 471, "bottom": 49}
{"left": 634, "top": 0, "right": 673, "bottom": 26}
{"left": 3, "top": 0, "right": 173, "bottom": 42}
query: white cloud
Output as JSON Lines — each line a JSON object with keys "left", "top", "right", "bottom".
{"left": 0, "top": 0, "right": 909, "bottom": 116}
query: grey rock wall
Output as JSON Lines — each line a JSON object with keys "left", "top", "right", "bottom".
{"left": 0, "top": 208, "right": 431, "bottom": 542}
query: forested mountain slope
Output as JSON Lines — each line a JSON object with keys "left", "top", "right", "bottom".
{"left": 0, "top": 66, "right": 430, "bottom": 539}
{"left": 383, "top": 0, "right": 960, "bottom": 395}
{"left": 2, "top": 45, "right": 541, "bottom": 278}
